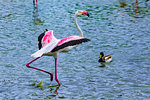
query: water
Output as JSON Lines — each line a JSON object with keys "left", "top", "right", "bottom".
{"left": 0, "top": 0, "right": 150, "bottom": 99}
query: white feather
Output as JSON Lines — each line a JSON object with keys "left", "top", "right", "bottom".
{"left": 105, "top": 57, "right": 112, "bottom": 62}
{"left": 31, "top": 40, "right": 59, "bottom": 58}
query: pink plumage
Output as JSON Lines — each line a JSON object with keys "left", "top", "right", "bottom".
{"left": 41, "top": 30, "right": 56, "bottom": 47}
{"left": 57, "top": 36, "right": 83, "bottom": 45}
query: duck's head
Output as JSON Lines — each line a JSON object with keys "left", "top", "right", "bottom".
{"left": 99, "top": 52, "right": 104, "bottom": 58}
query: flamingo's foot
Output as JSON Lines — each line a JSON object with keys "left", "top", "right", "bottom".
{"left": 47, "top": 72, "right": 53, "bottom": 81}
{"left": 55, "top": 78, "right": 61, "bottom": 86}
{"left": 50, "top": 73, "right": 53, "bottom": 81}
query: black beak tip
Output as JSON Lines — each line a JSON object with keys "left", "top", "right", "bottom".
{"left": 87, "top": 13, "right": 90, "bottom": 17}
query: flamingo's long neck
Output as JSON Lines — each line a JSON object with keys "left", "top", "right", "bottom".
{"left": 74, "top": 15, "right": 83, "bottom": 37}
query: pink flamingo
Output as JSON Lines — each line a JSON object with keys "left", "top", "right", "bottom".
{"left": 26, "top": 10, "right": 90, "bottom": 86}
{"left": 33, "top": 0, "right": 38, "bottom": 7}
{"left": 136, "top": 0, "right": 138, "bottom": 8}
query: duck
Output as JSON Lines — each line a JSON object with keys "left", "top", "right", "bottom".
{"left": 98, "top": 52, "right": 112, "bottom": 63}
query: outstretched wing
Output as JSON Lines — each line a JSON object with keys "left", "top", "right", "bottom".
{"left": 51, "top": 36, "right": 90, "bottom": 52}
{"left": 38, "top": 30, "right": 57, "bottom": 49}
{"left": 31, "top": 30, "right": 58, "bottom": 58}
{"left": 31, "top": 40, "right": 59, "bottom": 58}
{"left": 38, "top": 29, "right": 48, "bottom": 49}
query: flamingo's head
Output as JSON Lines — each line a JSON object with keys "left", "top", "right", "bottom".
{"left": 75, "top": 10, "right": 89, "bottom": 17}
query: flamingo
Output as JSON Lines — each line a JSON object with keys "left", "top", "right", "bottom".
{"left": 33, "top": 0, "right": 38, "bottom": 7}
{"left": 136, "top": 0, "right": 138, "bottom": 8}
{"left": 26, "top": 10, "right": 90, "bottom": 86}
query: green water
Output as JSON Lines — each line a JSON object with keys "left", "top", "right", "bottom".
{"left": 0, "top": 0, "right": 150, "bottom": 99}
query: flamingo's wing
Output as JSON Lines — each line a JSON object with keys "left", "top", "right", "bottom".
{"left": 51, "top": 36, "right": 90, "bottom": 52}
{"left": 31, "top": 30, "right": 58, "bottom": 58}
{"left": 31, "top": 40, "right": 59, "bottom": 58}
{"left": 38, "top": 29, "right": 47, "bottom": 49}
{"left": 38, "top": 30, "right": 57, "bottom": 49}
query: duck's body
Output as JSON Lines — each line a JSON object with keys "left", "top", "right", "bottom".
{"left": 98, "top": 52, "right": 112, "bottom": 63}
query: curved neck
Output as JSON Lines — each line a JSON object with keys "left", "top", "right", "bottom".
{"left": 74, "top": 15, "right": 83, "bottom": 37}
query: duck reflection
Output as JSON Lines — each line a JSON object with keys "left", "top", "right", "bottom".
{"left": 99, "top": 63, "right": 106, "bottom": 68}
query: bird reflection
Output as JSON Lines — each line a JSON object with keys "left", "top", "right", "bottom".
{"left": 53, "top": 86, "right": 60, "bottom": 95}
{"left": 99, "top": 63, "right": 106, "bottom": 68}
{"left": 33, "top": 0, "right": 38, "bottom": 8}
{"left": 119, "top": 0, "right": 127, "bottom": 8}
{"left": 118, "top": 0, "right": 148, "bottom": 15}
{"left": 33, "top": 0, "right": 43, "bottom": 25}
{"left": 120, "top": 2, "right": 127, "bottom": 8}
{"left": 33, "top": 0, "right": 38, "bottom": 14}
{"left": 49, "top": 85, "right": 60, "bottom": 95}
{"left": 134, "top": 0, "right": 140, "bottom": 13}
{"left": 136, "top": 0, "right": 138, "bottom": 8}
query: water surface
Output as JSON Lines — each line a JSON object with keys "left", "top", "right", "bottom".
{"left": 0, "top": 0, "right": 150, "bottom": 99}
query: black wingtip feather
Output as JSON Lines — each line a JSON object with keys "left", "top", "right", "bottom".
{"left": 51, "top": 38, "right": 90, "bottom": 52}
{"left": 38, "top": 29, "right": 48, "bottom": 50}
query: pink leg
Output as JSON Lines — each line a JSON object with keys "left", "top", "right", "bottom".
{"left": 26, "top": 57, "right": 53, "bottom": 81}
{"left": 36, "top": 0, "right": 38, "bottom": 14}
{"left": 55, "top": 58, "right": 61, "bottom": 86}
{"left": 136, "top": 0, "right": 138, "bottom": 8}
{"left": 36, "top": 0, "right": 38, "bottom": 7}
{"left": 33, "top": 0, "right": 35, "bottom": 5}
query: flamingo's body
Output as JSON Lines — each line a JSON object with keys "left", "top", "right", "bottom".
{"left": 26, "top": 10, "right": 90, "bottom": 85}
{"left": 32, "top": 30, "right": 89, "bottom": 58}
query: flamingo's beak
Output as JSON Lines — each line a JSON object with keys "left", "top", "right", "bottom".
{"left": 82, "top": 11, "right": 90, "bottom": 17}
{"left": 87, "top": 13, "right": 90, "bottom": 17}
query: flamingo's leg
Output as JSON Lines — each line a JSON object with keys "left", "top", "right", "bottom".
{"left": 36, "top": 0, "right": 38, "bottom": 7}
{"left": 26, "top": 57, "right": 53, "bottom": 81}
{"left": 33, "top": 0, "right": 35, "bottom": 5}
{"left": 136, "top": 0, "right": 138, "bottom": 8}
{"left": 55, "top": 58, "right": 61, "bottom": 86}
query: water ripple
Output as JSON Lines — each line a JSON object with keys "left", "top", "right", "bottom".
{"left": 0, "top": 0, "right": 150, "bottom": 99}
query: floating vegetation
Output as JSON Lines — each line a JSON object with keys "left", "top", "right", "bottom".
{"left": 36, "top": 81, "right": 43, "bottom": 87}
{"left": 58, "top": 96, "right": 65, "bottom": 99}
{"left": 30, "top": 82, "right": 36, "bottom": 86}
{"left": 48, "top": 84, "right": 60, "bottom": 88}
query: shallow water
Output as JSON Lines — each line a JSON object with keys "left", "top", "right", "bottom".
{"left": 0, "top": 0, "right": 150, "bottom": 99}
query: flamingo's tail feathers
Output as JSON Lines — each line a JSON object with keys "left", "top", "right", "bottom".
{"left": 31, "top": 40, "right": 59, "bottom": 58}
{"left": 31, "top": 50, "right": 44, "bottom": 58}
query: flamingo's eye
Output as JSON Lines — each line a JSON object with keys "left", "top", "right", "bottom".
{"left": 77, "top": 11, "right": 82, "bottom": 16}
{"left": 78, "top": 11, "right": 82, "bottom": 13}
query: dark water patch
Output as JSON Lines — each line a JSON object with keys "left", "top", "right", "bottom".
{"left": 5, "top": 64, "right": 16, "bottom": 68}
